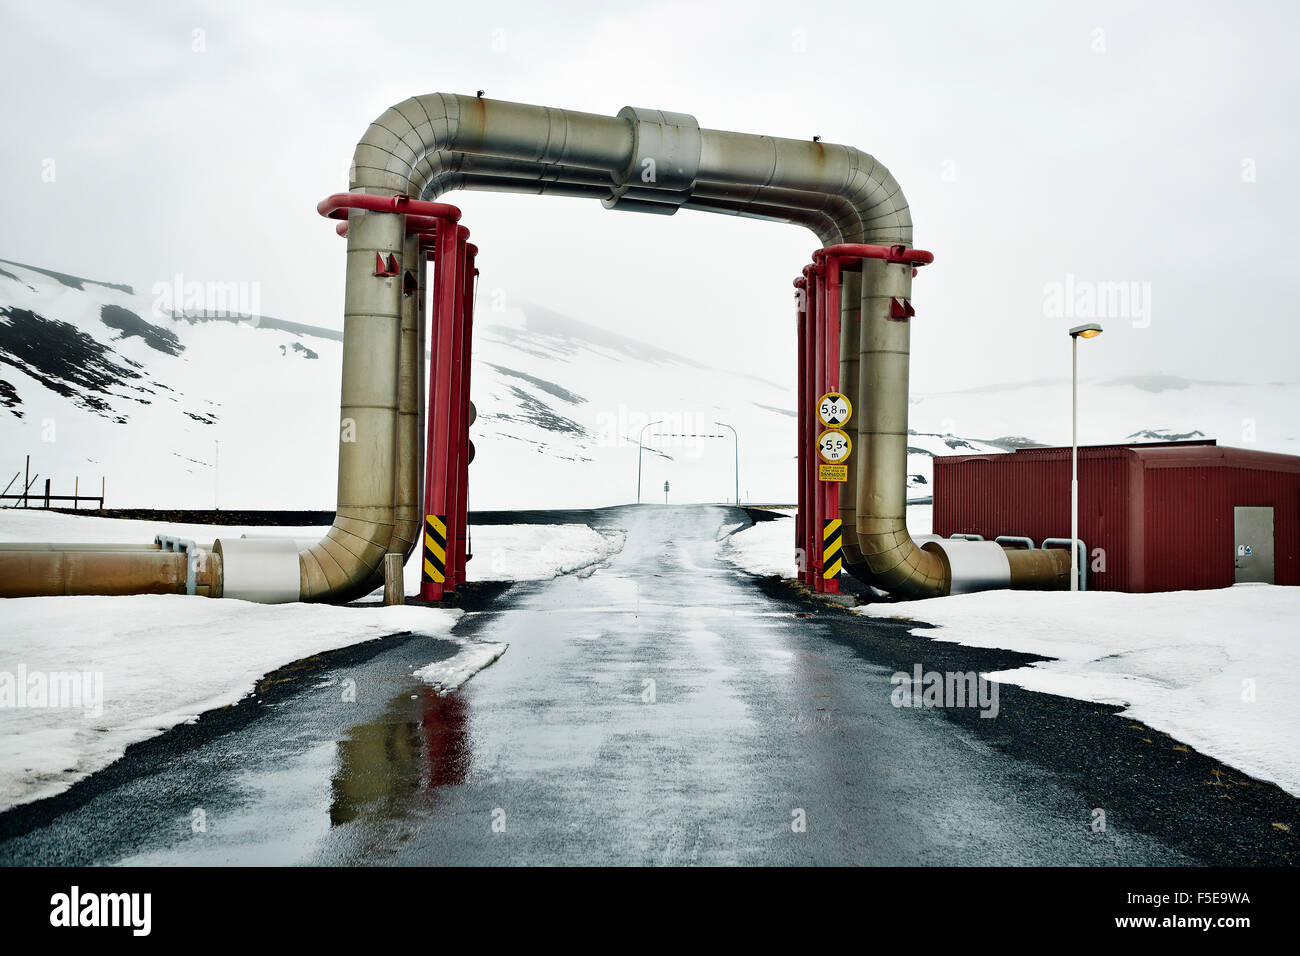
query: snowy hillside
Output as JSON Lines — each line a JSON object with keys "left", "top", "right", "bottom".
{"left": 0, "top": 258, "right": 796, "bottom": 509}
{"left": 2, "top": 256, "right": 1297, "bottom": 511}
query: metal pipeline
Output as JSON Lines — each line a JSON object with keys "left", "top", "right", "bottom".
{"left": 0, "top": 548, "right": 219, "bottom": 597}
{"left": 0, "top": 93, "right": 1065, "bottom": 602}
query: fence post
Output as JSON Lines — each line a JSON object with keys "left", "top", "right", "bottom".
{"left": 43, "top": 478, "right": 50, "bottom": 509}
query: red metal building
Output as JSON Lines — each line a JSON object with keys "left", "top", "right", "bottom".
{"left": 932, "top": 440, "right": 1300, "bottom": 592}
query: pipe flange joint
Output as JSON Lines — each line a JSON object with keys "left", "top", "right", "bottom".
{"left": 604, "top": 107, "right": 701, "bottom": 214}
{"left": 154, "top": 534, "right": 199, "bottom": 596}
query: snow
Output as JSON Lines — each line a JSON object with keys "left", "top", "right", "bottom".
{"left": 0, "top": 506, "right": 329, "bottom": 549}
{"left": 464, "top": 524, "right": 626, "bottom": 582}
{"left": 858, "top": 586, "right": 1300, "bottom": 797}
{"left": 722, "top": 505, "right": 932, "bottom": 578}
{"left": 10, "top": 259, "right": 1294, "bottom": 516}
{"left": 0, "top": 259, "right": 801, "bottom": 509}
{"left": 723, "top": 506, "right": 1300, "bottom": 796}
{"left": 0, "top": 596, "right": 461, "bottom": 813}
{"left": 0, "top": 509, "right": 627, "bottom": 812}
{"left": 413, "top": 641, "right": 508, "bottom": 695}
{"left": 388, "top": 522, "right": 626, "bottom": 597}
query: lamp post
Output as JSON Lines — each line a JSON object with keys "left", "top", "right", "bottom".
{"left": 714, "top": 421, "right": 739, "bottom": 506}
{"left": 1068, "top": 323, "right": 1103, "bottom": 591}
{"left": 636, "top": 420, "right": 662, "bottom": 504}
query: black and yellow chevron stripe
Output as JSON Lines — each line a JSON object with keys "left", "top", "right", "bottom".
{"left": 423, "top": 514, "right": 447, "bottom": 584}
{"left": 822, "top": 518, "right": 843, "bottom": 579}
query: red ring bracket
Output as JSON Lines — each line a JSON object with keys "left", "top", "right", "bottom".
{"left": 317, "top": 192, "right": 462, "bottom": 222}
{"left": 333, "top": 216, "right": 470, "bottom": 250}
{"left": 813, "top": 243, "right": 934, "bottom": 267}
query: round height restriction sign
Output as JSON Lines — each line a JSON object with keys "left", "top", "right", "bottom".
{"left": 817, "top": 392, "right": 852, "bottom": 428}
{"left": 817, "top": 429, "right": 852, "bottom": 464}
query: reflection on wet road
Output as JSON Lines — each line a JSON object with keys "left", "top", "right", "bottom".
{"left": 312, "top": 505, "right": 1183, "bottom": 866}
{"left": 0, "top": 505, "right": 1193, "bottom": 865}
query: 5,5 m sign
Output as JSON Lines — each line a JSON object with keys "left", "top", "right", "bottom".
{"left": 817, "top": 428, "right": 851, "bottom": 482}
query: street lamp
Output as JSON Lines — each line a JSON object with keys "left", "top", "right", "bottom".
{"left": 636, "top": 420, "right": 662, "bottom": 504}
{"left": 714, "top": 421, "right": 739, "bottom": 506}
{"left": 1068, "top": 323, "right": 1103, "bottom": 591}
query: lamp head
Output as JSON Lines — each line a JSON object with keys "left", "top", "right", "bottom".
{"left": 1069, "top": 323, "right": 1103, "bottom": 339}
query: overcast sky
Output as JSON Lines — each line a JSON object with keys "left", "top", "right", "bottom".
{"left": 1, "top": 0, "right": 1296, "bottom": 393}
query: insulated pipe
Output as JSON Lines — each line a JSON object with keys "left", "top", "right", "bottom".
{"left": 0, "top": 95, "right": 1066, "bottom": 603}
{"left": 295, "top": 194, "right": 408, "bottom": 602}
{"left": 390, "top": 229, "right": 423, "bottom": 564}
{"left": 0, "top": 542, "right": 164, "bottom": 551}
{"left": 0, "top": 549, "right": 217, "bottom": 597}
{"left": 853, "top": 257, "right": 949, "bottom": 597}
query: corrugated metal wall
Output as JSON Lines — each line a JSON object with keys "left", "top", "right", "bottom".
{"left": 1143, "top": 465, "right": 1300, "bottom": 591}
{"left": 934, "top": 447, "right": 1137, "bottom": 590}
{"left": 934, "top": 443, "right": 1300, "bottom": 593}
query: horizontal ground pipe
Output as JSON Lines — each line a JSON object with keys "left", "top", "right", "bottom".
{"left": 0, "top": 549, "right": 217, "bottom": 598}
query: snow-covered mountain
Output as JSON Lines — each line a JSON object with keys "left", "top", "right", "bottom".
{"left": 0, "top": 258, "right": 798, "bottom": 509}
{"left": 2, "top": 256, "right": 1296, "bottom": 510}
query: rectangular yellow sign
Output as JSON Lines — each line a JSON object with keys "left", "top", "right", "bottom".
{"left": 819, "top": 464, "right": 848, "bottom": 482}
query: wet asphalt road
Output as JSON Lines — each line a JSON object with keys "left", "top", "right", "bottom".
{"left": 1, "top": 504, "right": 1295, "bottom": 865}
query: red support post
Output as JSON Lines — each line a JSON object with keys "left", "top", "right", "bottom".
{"left": 441, "top": 227, "right": 470, "bottom": 591}
{"left": 802, "top": 264, "right": 819, "bottom": 588}
{"left": 454, "top": 247, "right": 478, "bottom": 585}
{"left": 420, "top": 220, "right": 462, "bottom": 601}
{"left": 810, "top": 262, "right": 827, "bottom": 592}
{"left": 818, "top": 255, "right": 842, "bottom": 594}
{"left": 794, "top": 278, "right": 807, "bottom": 583}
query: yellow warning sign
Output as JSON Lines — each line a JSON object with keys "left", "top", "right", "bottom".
{"left": 817, "top": 392, "right": 852, "bottom": 428}
{"left": 816, "top": 428, "right": 852, "bottom": 464}
{"left": 423, "top": 514, "right": 447, "bottom": 584}
{"left": 823, "top": 518, "right": 843, "bottom": 578}
{"left": 819, "top": 463, "right": 848, "bottom": 482}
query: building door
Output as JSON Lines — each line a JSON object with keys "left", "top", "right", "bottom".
{"left": 1233, "top": 506, "right": 1275, "bottom": 584}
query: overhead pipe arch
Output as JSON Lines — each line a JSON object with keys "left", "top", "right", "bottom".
{"left": 0, "top": 94, "right": 1069, "bottom": 601}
